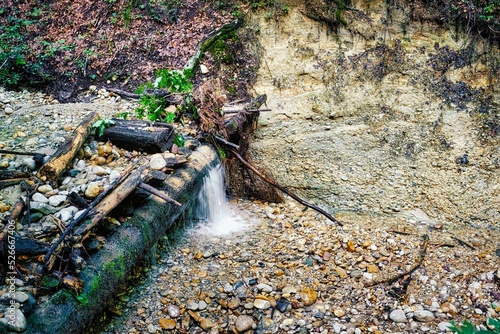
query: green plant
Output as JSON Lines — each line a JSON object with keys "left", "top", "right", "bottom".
{"left": 115, "top": 112, "right": 129, "bottom": 119}
{"left": 0, "top": 16, "right": 44, "bottom": 87}
{"left": 135, "top": 68, "right": 193, "bottom": 122}
{"left": 173, "top": 134, "right": 186, "bottom": 147}
{"left": 449, "top": 318, "right": 500, "bottom": 334}
{"left": 92, "top": 118, "right": 115, "bottom": 137}
{"left": 218, "top": 148, "right": 227, "bottom": 159}
{"left": 39, "top": 39, "right": 74, "bottom": 59}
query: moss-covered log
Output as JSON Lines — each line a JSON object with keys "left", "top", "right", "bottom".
{"left": 24, "top": 145, "right": 219, "bottom": 334}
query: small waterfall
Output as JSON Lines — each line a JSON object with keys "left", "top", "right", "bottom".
{"left": 191, "top": 164, "right": 249, "bottom": 237}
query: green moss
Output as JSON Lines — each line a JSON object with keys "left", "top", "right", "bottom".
{"left": 207, "top": 32, "right": 238, "bottom": 66}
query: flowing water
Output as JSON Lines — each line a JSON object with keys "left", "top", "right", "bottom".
{"left": 188, "top": 164, "right": 257, "bottom": 241}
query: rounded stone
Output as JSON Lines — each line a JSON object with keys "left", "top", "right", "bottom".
{"left": 48, "top": 194, "right": 67, "bottom": 207}
{"left": 38, "top": 185, "right": 53, "bottom": 193}
{"left": 22, "top": 157, "right": 37, "bottom": 170}
{"left": 389, "top": 309, "right": 408, "bottom": 323}
{"left": 32, "top": 192, "right": 49, "bottom": 203}
{"left": 158, "top": 318, "right": 176, "bottom": 330}
{"left": 300, "top": 287, "right": 318, "bottom": 306}
{"left": 235, "top": 315, "right": 255, "bottom": 332}
{"left": 85, "top": 182, "right": 101, "bottom": 198}
{"left": 253, "top": 298, "right": 271, "bottom": 309}
{"left": 413, "top": 310, "right": 435, "bottom": 322}
{"left": 150, "top": 154, "right": 166, "bottom": 170}
{"left": 166, "top": 304, "right": 180, "bottom": 318}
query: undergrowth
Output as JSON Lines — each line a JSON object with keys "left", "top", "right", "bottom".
{"left": 135, "top": 68, "right": 195, "bottom": 122}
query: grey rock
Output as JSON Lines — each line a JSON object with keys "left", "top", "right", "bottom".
{"left": 389, "top": 309, "right": 408, "bottom": 323}
{"left": 413, "top": 310, "right": 435, "bottom": 322}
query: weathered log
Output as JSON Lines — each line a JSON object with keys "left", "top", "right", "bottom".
{"left": 224, "top": 94, "right": 266, "bottom": 138}
{"left": 97, "top": 120, "right": 175, "bottom": 153}
{"left": 184, "top": 19, "right": 242, "bottom": 73}
{"left": 39, "top": 112, "right": 100, "bottom": 183}
{"left": 0, "top": 170, "right": 32, "bottom": 180}
{"left": 0, "top": 178, "right": 27, "bottom": 189}
{"left": 74, "top": 167, "right": 144, "bottom": 238}
{"left": 142, "top": 170, "right": 168, "bottom": 187}
{"left": 1, "top": 235, "right": 48, "bottom": 255}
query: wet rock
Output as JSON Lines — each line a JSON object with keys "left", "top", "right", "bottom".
{"left": 0, "top": 307, "right": 27, "bottom": 332}
{"left": 276, "top": 297, "right": 290, "bottom": 313}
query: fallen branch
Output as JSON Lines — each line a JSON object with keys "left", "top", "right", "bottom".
{"left": 366, "top": 234, "right": 429, "bottom": 287}
{"left": 105, "top": 87, "right": 177, "bottom": 101}
{"left": 226, "top": 147, "right": 343, "bottom": 227}
{"left": 224, "top": 108, "right": 272, "bottom": 114}
{"left": 74, "top": 166, "right": 146, "bottom": 238}
{"left": 0, "top": 178, "right": 28, "bottom": 189}
{"left": 137, "top": 182, "right": 181, "bottom": 206}
{"left": 451, "top": 236, "right": 476, "bottom": 250}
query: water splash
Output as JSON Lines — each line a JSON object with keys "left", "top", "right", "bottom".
{"left": 190, "top": 165, "right": 252, "bottom": 238}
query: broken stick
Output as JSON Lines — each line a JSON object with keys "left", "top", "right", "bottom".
{"left": 137, "top": 182, "right": 181, "bottom": 207}
{"left": 366, "top": 234, "right": 429, "bottom": 287}
{"left": 226, "top": 147, "right": 343, "bottom": 227}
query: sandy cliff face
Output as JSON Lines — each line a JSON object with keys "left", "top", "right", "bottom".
{"left": 246, "top": 0, "right": 499, "bottom": 228}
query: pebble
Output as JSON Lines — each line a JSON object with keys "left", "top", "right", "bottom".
{"left": 150, "top": 154, "right": 166, "bottom": 170}
{"left": 413, "top": 310, "right": 435, "bottom": 322}
{"left": 158, "top": 318, "right": 176, "bottom": 330}
{"left": 166, "top": 304, "right": 180, "bottom": 318}
{"left": 21, "top": 157, "right": 36, "bottom": 170}
{"left": 85, "top": 182, "right": 101, "bottom": 198}
{"left": 32, "top": 193, "right": 49, "bottom": 203}
{"left": 235, "top": 315, "right": 255, "bottom": 332}
{"left": 253, "top": 298, "right": 271, "bottom": 309}
{"left": 48, "top": 194, "right": 67, "bottom": 207}
{"left": 38, "top": 185, "right": 53, "bottom": 193}
{"left": 389, "top": 309, "right": 408, "bottom": 323}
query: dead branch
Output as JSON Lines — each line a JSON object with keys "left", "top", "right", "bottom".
{"left": 226, "top": 147, "right": 343, "bottom": 227}
{"left": 366, "top": 234, "right": 429, "bottom": 287}
{"left": 74, "top": 166, "right": 146, "bottom": 238}
{"left": 451, "top": 236, "right": 476, "bottom": 250}
{"left": 137, "top": 182, "right": 181, "bottom": 206}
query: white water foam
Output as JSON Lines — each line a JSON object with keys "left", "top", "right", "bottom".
{"left": 190, "top": 165, "right": 254, "bottom": 238}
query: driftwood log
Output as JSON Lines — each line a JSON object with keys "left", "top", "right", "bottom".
{"left": 97, "top": 119, "right": 175, "bottom": 153}
{"left": 39, "top": 112, "right": 100, "bottom": 183}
